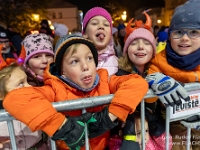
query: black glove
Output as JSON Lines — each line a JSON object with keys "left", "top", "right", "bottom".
{"left": 51, "top": 113, "right": 91, "bottom": 150}
{"left": 120, "top": 113, "right": 140, "bottom": 150}
{"left": 122, "top": 113, "right": 136, "bottom": 137}
{"left": 145, "top": 107, "right": 165, "bottom": 136}
{"left": 120, "top": 140, "right": 140, "bottom": 150}
{"left": 88, "top": 106, "right": 118, "bottom": 138}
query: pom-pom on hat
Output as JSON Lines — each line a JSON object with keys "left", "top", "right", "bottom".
{"left": 22, "top": 33, "right": 54, "bottom": 65}
{"left": 112, "top": 27, "right": 118, "bottom": 35}
{"left": 54, "top": 35, "right": 98, "bottom": 75}
{"left": 169, "top": 0, "right": 200, "bottom": 31}
{"left": 0, "top": 26, "right": 9, "bottom": 39}
{"left": 123, "top": 28, "right": 156, "bottom": 56}
{"left": 82, "top": 7, "right": 112, "bottom": 34}
{"left": 53, "top": 23, "right": 68, "bottom": 37}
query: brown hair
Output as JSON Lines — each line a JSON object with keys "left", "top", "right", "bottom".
{"left": 0, "top": 63, "right": 22, "bottom": 98}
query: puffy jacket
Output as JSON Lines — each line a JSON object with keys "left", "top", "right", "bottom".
{"left": 97, "top": 45, "right": 118, "bottom": 76}
{"left": 3, "top": 65, "right": 148, "bottom": 150}
{"left": 0, "top": 121, "right": 49, "bottom": 150}
{"left": 149, "top": 49, "right": 200, "bottom": 82}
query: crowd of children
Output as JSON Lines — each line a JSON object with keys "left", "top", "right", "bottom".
{"left": 0, "top": 0, "right": 200, "bottom": 149}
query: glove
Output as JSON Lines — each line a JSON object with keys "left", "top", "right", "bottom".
{"left": 122, "top": 113, "right": 136, "bottom": 138}
{"left": 51, "top": 112, "right": 91, "bottom": 150}
{"left": 145, "top": 107, "right": 165, "bottom": 136}
{"left": 146, "top": 72, "right": 190, "bottom": 106}
{"left": 88, "top": 106, "right": 118, "bottom": 138}
{"left": 120, "top": 140, "right": 140, "bottom": 150}
{"left": 120, "top": 113, "right": 140, "bottom": 150}
{"left": 180, "top": 114, "right": 200, "bottom": 130}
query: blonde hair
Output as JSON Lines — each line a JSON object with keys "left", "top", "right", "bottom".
{"left": 0, "top": 63, "right": 22, "bottom": 98}
{"left": 63, "top": 43, "right": 81, "bottom": 58}
{"left": 118, "top": 53, "right": 151, "bottom": 77}
{"left": 61, "top": 43, "right": 80, "bottom": 74}
{"left": 118, "top": 53, "right": 135, "bottom": 74}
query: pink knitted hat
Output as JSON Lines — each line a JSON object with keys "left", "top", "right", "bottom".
{"left": 82, "top": 7, "right": 112, "bottom": 34}
{"left": 22, "top": 33, "right": 54, "bottom": 65}
{"left": 123, "top": 28, "right": 156, "bottom": 56}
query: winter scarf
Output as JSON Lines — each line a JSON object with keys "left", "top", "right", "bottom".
{"left": 166, "top": 40, "right": 200, "bottom": 70}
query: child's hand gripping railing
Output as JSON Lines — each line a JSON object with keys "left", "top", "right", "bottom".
{"left": 1, "top": 83, "right": 200, "bottom": 150}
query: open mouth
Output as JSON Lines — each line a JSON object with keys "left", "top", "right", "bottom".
{"left": 134, "top": 53, "right": 147, "bottom": 57}
{"left": 96, "top": 33, "right": 105, "bottom": 41}
{"left": 82, "top": 75, "right": 92, "bottom": 84}
{"left": 178, "top": 44, "right": 190, "bottom": 48}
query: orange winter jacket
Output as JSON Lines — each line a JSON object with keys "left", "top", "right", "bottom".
{"left": 3, "top": 65, "right": 148, "bottom": 150}
{"left": 149, "top": 49, "right": 200, "bottom": 82}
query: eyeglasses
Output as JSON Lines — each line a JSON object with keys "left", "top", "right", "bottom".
{"left": 0, "top": 40, "right": 9, "bottom": 45}
{"left": 170, "top": 29, "right": 200, "bottom": 39}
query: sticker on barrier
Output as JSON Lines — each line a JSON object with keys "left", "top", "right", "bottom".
{"left": 170, "top": 90, "right": 200, "bottom": 119}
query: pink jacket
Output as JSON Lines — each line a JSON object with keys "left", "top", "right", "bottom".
{"left": 97, "top": 45, "right": 118, "bottom": 76}
{"left": 145, "top": 132, "right": 172, "bottom": 150}
{"left": 108, "top": 132, "right": 172, "bottom": 150}
{"left": 0, "top": 121, "right": 50, "bottom": 150}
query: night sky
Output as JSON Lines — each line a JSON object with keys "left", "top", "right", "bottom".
{"left": 65, "top": 0, "right": 165, "bottom": 17}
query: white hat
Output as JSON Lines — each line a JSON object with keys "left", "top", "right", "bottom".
{"left": 112, "top": 27, "right": 118, "bottom": 35}
{"left": 53, "top": 23, "right": 68, "bottom": 37}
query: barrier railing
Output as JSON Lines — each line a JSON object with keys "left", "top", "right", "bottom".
{"left": 1, "top": 83, "right": 200, "bottom": 150}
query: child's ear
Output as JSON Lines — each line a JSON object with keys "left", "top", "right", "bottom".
{"left": 0, "top": 95, "right": 4, "bottom": 100}
{"left": 83, "top": 33, "right": 88, "bottom": 38}
{"left": 61, "top": 72, "right": 66, "bottom": 78}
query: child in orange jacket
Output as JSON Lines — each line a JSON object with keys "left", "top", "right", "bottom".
{"left": 0, "top": 63, "right": 50, "bottom": 150}
{"left": 148, "top": 0, "right": 200, "bottom": 149}
{"left": 3, "top": 35, "right": 149, "bottom": 150}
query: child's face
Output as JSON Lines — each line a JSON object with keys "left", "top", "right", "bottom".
{"left": 127, "top": 39, "right": 153, "bottom": 67}
{"left": 0, "top": 38, "right": 10, "bottom": 53}
{"left": 135, "top": 118, "right": 150, "bottom": 148}
{"left": 170, "top": 29, "right": 200, "bottom": 56}
{"left": 28, "top": 53, "right": 54, "bottom": 77}
{"left": 62, "top": 44, "right": 97, "bottom": 89}
{"left": 6, "top": 68, "right": 31, "bottom": 92}
{"left": 83, "top": 16, "right": 111, "bottom": 50}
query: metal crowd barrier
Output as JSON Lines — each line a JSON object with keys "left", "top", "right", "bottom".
{"left": 0, "top": 83, "right": 200, "bottom": 150}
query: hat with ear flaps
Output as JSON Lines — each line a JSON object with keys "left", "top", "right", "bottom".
{"left": 123, "top": 11, "right": 156, "bottom": 56}
{"left": 54, "top": 35, "right": 98, "bottom": 75}
{"left": 0, "top": 44, "right": 26, "bottom": 70}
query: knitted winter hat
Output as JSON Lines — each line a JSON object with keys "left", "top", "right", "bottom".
{"left": 82, "top": 7, "right": 112, "bottom": 34}
{"left": 54, "top": 35, "right": 98, "bottom": 75}
{"left": 112, "top": 27, "right": 118, "bottom": 35}
{"left": 53, "top": 23, "right": 68, "bottom": 37}
{"left": 0, "top": 26, "right": 8, "bottom": 39}
{"left": 123, "top": 28, "right": 156, "bottom": 56}
{"left": 169, "top": 0, "right": 200, "bottom": 31}
{"left": 22, "top": 33, "right": 54, "bottom": 65}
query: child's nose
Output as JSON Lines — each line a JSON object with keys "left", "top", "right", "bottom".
{"left": 82, "top": 61, "right": 89, "bottom": 71}
{"left": 42, "top": 56, "right": 48, "bottom": 63}
{"left": 138, "top": 43, "right": 144, "bottom": 50}
{"left": 181, "top": 33, "right": 190, "bottom": 40}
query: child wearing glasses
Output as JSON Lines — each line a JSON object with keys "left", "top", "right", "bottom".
{"left": 148, "top": 0, "right": 200, "bottom": 149}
